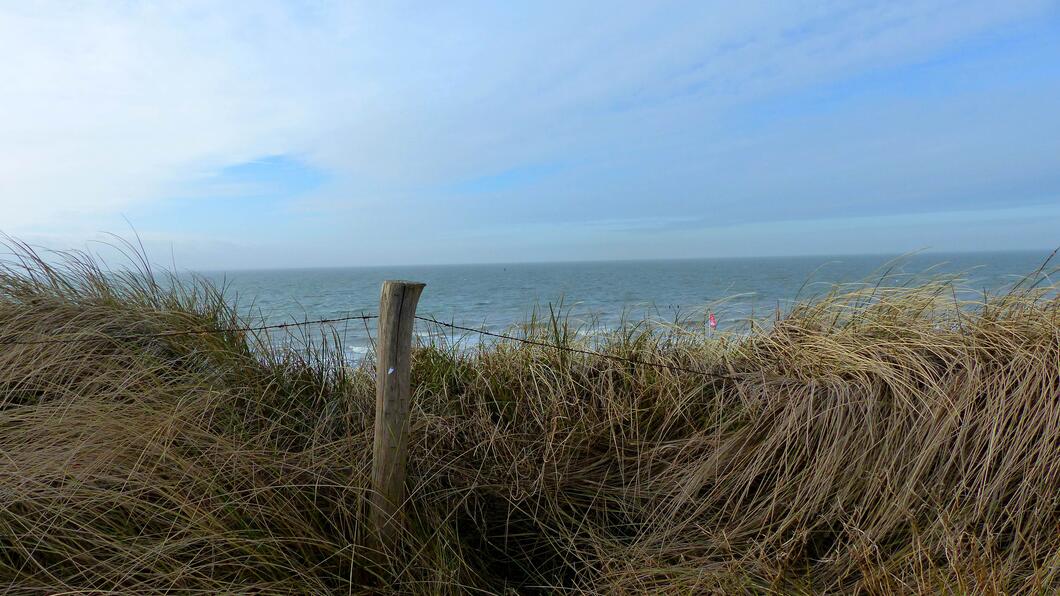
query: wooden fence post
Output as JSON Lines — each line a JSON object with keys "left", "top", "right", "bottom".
{"left": 370, "top": 280, "right": 425, "bottom": 549}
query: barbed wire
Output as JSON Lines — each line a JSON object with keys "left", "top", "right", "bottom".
{"left": 0, "top": 314, "right": 378, "bottom": 346}
{"left": 0, "top": 310, "right": 734, "bottom": 381}
{"left": 414, "top": 315, "right": 736, "bottom": 381}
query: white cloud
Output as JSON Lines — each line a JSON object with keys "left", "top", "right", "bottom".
{"left": 0, "top": 2, "right": 334, "bottom": 226}
{"left": 0, "top": 0, "right": 1054, "bottom": 262}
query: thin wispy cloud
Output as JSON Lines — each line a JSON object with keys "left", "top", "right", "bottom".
{"left": 1, "top": 1, "right": 1057, "bottom": 267}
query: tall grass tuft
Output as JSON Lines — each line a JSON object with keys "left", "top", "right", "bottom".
{"left": 1, "top": 241, "right": 1058, "bottom": 594}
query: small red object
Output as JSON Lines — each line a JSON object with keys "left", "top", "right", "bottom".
{"left": 708, "top": 312, "right": 717, "bottom": 329}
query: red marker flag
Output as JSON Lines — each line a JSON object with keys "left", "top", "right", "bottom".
{"left": 708, "top": 312, "right": 717, "bottom": 329}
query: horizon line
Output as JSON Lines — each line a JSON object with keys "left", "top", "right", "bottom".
{"left": 189, "top": 246, "right": 1056, "bottom": 274}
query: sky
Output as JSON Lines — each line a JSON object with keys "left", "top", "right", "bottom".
{"left": 1, "top": 1, "right": 1059, "bottom": 269}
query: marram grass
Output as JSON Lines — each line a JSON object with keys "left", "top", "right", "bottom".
{"left": 1, "top": 242, "right": 1058, "bottom": 594}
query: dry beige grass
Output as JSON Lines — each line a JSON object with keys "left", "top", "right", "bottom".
{"left": 1, "top": 241, "right": 1058, "bottom": 594}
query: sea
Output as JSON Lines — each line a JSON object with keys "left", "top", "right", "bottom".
{"left": 199, "top": 251, "right": 1054, "bottom": 359}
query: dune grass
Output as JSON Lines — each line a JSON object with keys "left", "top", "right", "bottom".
{"left": 0, "top": 241, "right": 1058, "bottom": 594}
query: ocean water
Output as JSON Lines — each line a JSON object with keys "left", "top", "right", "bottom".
{"left": 200, "top": 251, "right": 1053, "bottom": 358}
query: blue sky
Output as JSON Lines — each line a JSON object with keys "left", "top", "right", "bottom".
{"left": 1, "top": 1, "right": 1058, "bottom": 268}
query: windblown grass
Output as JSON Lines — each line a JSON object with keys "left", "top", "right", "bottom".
{"left": 1, "top": 241, "right": 1058, "bottom": 594}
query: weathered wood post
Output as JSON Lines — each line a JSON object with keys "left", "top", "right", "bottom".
{"left": 370, "top": 280, "right": 425, "bottom": 549}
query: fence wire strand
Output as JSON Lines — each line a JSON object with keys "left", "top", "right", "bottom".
{"left": 0, "top": 310, "right": 733, "bottom": 381}
{"left": 414, "top": 315, "right": 735, "bottom": 381}
{"left": 0, "top": 314, "right": 379, "bottom": 346}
